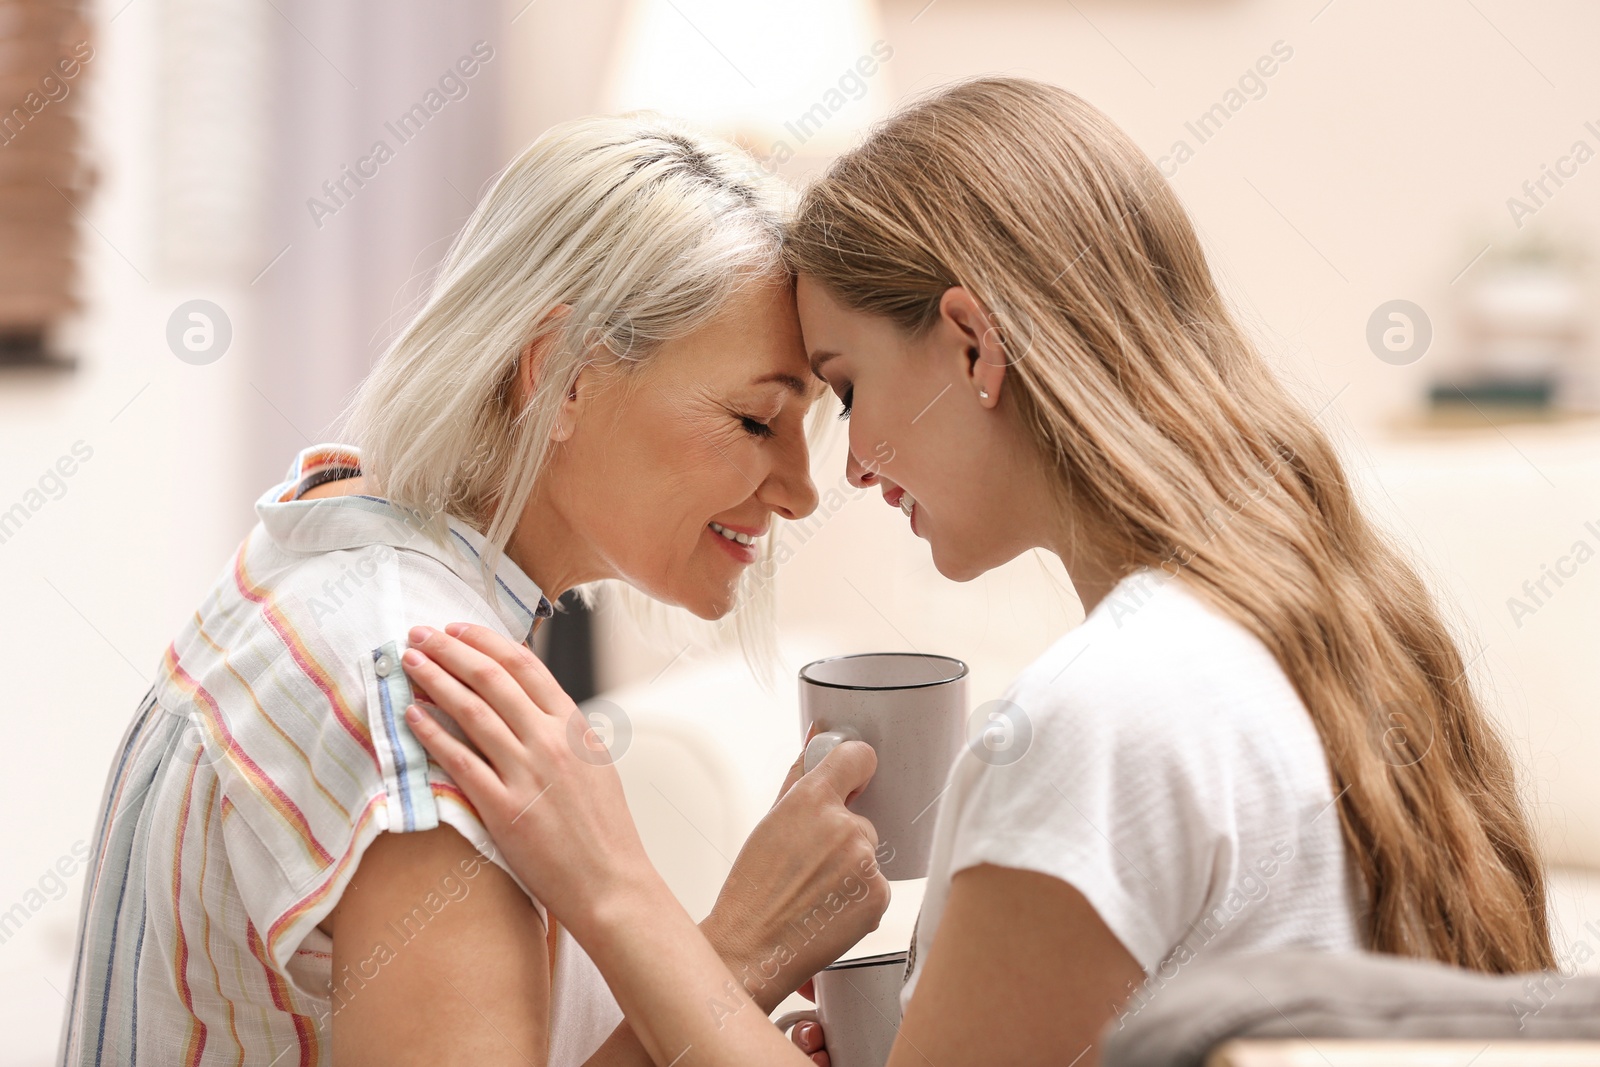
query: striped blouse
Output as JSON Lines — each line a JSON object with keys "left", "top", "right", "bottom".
{"left": 57, "top": 444, "right": 623, "bottom": 1066}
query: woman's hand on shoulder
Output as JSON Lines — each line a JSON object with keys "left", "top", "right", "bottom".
{"left": 400, "top": 622, "right": 658, "bottom": 939}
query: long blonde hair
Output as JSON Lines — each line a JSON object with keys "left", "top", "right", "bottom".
{"left": 785, "top": 77, "right": 1552, "bottom": 972}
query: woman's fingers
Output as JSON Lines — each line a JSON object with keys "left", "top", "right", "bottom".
{"left": 406, "top": 626, "right": 544, "bottom": 743}
{"left": 444, "top": 622, "right": 576, "bottom": 719}
{"left": 400, "top": 645, "right": 527, "bottom": 779}
{"left": 791, "top": 1020, "right": 822, "bottom": 1053}
{"left": 404, "top": 702, "right": 507, "bottom": 803}
{"left": 808, "top": 738, "right": 878, "bottom": 809}
{"left": 792, "top": 1021, "right": 830, "bottom": 1067}
{"left": 774, "top": 723, "right": 822, "bottom": 806}
{"left": 849, "top": 811, "right": 880, "bottom": 854}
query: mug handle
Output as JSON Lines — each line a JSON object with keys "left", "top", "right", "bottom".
{"left": 804, "top": 727, "right": 863, "bottom": 773}
{"left": 773, "top": 1009, "right": 818, "bottom": 1035}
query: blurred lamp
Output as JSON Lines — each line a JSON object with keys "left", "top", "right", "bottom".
{"left": 602, "top": 0, "right": 890, "bottom": 164}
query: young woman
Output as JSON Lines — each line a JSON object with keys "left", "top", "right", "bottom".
{"left": 400, "top": 78, "right": 1554, "bottom": 1067}
{"left": 57, "top": 114, "right": 889, "bottom": 1066}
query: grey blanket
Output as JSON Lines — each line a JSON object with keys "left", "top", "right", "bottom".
{"left": 1102, "top": 950, "right": 1600, "bottom": 1067}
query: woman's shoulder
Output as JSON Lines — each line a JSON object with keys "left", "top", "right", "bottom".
{"left": 268, "top": 534, "right": 513, "bottom": 650}
{"left": 154, "top": 518, "right": 519, "bottom": 812}
{"left": 1005, "top": 569, "right": 1318, "bottom": 763}
{"left": 173, "top": 510, "right": 515, "bottom": 673}
{"left": 146, "top": 521, "right": 531, "bottom": 953}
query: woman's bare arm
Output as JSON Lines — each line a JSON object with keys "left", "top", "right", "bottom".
{"left": 570, "top": 911, "right": 819, "bottom": 1067}
{"left": 887, "top": 864, "right": 1144, "bottom": 1067}
{"left": 321, "top": 825, "right": 552, "bottom": 1066}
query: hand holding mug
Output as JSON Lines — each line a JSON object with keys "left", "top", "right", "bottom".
{"left": 776, "top": 951, "right": 907, "bottom": 1067}
{"left": 701, "top": 731, "right": 891, "bottom": 1012}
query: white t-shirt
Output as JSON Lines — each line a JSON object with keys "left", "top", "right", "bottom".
{"left": 901, "top": 569, "right": 1364, "bottom": 1012}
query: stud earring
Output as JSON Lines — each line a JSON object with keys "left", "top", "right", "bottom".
{"left": 978, "top": 387, "right": 990, "bottom": 400}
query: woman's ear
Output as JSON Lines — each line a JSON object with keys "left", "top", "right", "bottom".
{"left": 511, "top": 305, "right": 581, "bottom": 440}
{"left": 939, "top": 286, "right": 1008, "bottom": 409}
{"left": 511, "top": 335, "right": 545, "bottom": 410}
{"left": 550, "top": 363, "right": 586, "bottom": 443}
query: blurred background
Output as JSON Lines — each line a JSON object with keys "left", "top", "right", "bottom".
{"left": 3, "top": 0, "right": 1600, "bottom": 1061}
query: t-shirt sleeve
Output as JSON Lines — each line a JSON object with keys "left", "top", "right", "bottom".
{"left": 936, "top": 654, "right": 1230, "bottom": 971}
{"left": 199, "top": 547, "right": 544, "bottom": 989}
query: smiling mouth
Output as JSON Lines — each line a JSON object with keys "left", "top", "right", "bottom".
{"left": 708, "top": 521, "right": 760, "bottom": 546}
{"left": 706, "top": 521, "right": 763, "bottom": 564}
{"left": 883, "top": 487, "right": 917, "bottom": 517}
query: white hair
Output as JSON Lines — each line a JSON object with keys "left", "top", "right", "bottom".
{"left": 340, "top": 112, "right": 792, "bottom": 677}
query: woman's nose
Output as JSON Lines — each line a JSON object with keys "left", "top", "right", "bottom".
{"left": 846, "top": 447, "right": 879, "bottom": 489}
{"left": 760, "top": 433, "right": 820, "bottom": 521}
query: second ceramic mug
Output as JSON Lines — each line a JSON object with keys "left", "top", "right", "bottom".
{"left": 775, "top": 950, "right": 908, "bottom": 1067}
{"left": 799, "top": 652, "right": 967, "bottom": 881}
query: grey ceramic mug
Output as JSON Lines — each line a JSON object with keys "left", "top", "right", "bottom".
{"left": 799, "top": 652, "right": 967, "bottom": 881}
{"left": 775, "top": 950, "right": 908, "bottom": 1067}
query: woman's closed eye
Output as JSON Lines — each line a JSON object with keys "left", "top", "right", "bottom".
{"left": 739, "top": 414, "right": 776, "bottom": 439}
{"left": 837, "top": 384, "right": 853, "bottom": 421}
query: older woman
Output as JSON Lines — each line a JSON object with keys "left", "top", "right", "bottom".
{"left": 58, "top": 115, "right": 888, "bottom": 1067}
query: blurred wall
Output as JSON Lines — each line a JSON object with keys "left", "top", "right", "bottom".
{"left": 252, "top": 0, "right": 507, "bottom": 493}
